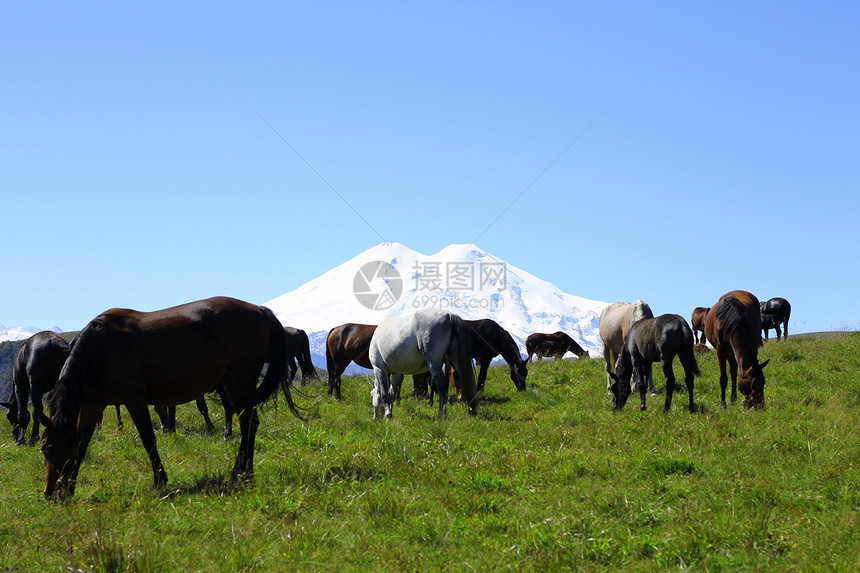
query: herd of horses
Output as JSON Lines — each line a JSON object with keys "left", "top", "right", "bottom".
{"left": 2, "top": 291, "right": 790, "bottom": 501}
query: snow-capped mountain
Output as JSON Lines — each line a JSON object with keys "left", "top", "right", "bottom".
{"left": 0, "top": 325, "right": 64, "bottom": 343}
{"left": 265, "top": 243, "right": 609, "bottom": 373}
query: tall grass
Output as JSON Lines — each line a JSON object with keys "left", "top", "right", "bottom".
{"left": 0, "top": 333, "right": 858, "bottom": 571}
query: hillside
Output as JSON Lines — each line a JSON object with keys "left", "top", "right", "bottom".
{"left": 0, "top": 332, "right": 857, "bottom": 570}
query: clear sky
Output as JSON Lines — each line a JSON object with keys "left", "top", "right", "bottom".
{"left": 2, "top": 2, "right": 858, "bottom": 334}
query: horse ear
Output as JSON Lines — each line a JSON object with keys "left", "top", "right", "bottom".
{"left": 760, "top": 359, "right": 770, "bottom": 370}
{"left": 39, "top": 413, "right": 54, "bottom": 430}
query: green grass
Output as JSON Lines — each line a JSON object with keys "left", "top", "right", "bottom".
{"left": 1, "top": 333, "right": 859, "bottom": 571}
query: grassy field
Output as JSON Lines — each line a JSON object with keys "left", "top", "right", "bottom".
{"left": 1, "top": 333, "right": 858, "bottom": 572}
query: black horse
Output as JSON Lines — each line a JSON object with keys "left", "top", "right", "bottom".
{"left": 2, "top": 331, "right": 70, "bottom": 445}
{"left": 760, "top": 297, "right": 791, "bottom": 341}
{"left": 464, "top": 319, "right": 528, "bottom": 392}
{"left": 608, "top": 314, "right": 700, "bottom": 413}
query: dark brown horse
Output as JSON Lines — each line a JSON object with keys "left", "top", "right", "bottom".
{"left": 525, "top": 332, "right": 589, "bottom": 362}
{"left": 39, "top": 296, "right": 300, "bottom": 501}
{"left": 325, "top": 323, "right": 377, "bottom": 401}
{"left": 705, "top": 290, "right": 770, "bottom": 409}
{"left": 284, "top": 326, "right": 319, "bottom": 385}
{"left": 451, "top": 319, "right": 527, "bottom": 392}
{"left": 164, "top": 325, "right": 318, "bottom": 439}
{"left": 608, "top": 314, "right": 700, "bottom": 413}
{"left": 690, "top": 307, "right": 710, "bottom": 345}
{"left": 760, "top": 297, "right": 791, "bottom": 341}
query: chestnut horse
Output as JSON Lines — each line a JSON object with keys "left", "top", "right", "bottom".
{"left": 760, "top": 297, "right": 791, "bottom": 341}
{"left": 704, "top": 290, "right": 770, "bottom": 408}
{"left": 325, "top": 323, "right": 377, "bottom": 401}
{"left": 691, "top": 307, "right": 710, "bottom": 345}
{"left": 39, "top": 296, "right": 300, "bottom": 501}
{"left": 525, "top": 332, "right": 588, "bottom": 362}
{"left": 608, "top": 314, "right": 700, "bottom": 413}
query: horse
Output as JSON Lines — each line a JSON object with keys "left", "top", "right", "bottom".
{"left": 39, "top": 296, "right": 301, "bottom": 501}
{"left": 760, "top": 297, "right": 791, "bottom": 341}
{"left": 284, "top": 326, "right": 319, "bottom": 385}
{"left": 525, "top": 332, "right": 588, "bottom": 362}
{"left": 599, "top": 300, "right": 655, "bottom": 395}
{"left": 691, "top": 307, "right": 710, "bottom": 345}
{"left": 608, "top": 314, "right": 700, "bottom": 413}
{"left": 2, "top": 331, "right": 70, "bottom": 445}
{"left": 325, "top": 323, "right": 377, "bottom": 401}
{"left": 464, "top": 319, "right": 527, "bottom": 392}
{"left": 704, "top": 290, "right": 770, "bottom": 409}
{"left": 369, "top": 309, "right": 476, "bottom": 419}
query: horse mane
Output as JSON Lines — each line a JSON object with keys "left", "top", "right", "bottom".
{"left": 47, "top": 319, "right": 106, "bottom": 428}
{"left": 630, "top": 300, "right": 653, "bottom": 324}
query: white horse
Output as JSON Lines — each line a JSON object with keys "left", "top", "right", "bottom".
{"left": 369, "top": 309, "right": 477, "bottom": 419}
{"left": 599, "top": 300, "right": 655, "bottom": 399}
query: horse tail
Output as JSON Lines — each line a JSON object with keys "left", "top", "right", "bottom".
{"left": 448, "top": 314, "right": 477, "bottom": 415}
{"left": 325, "top": 331, "right": 335, "bottom": 382}
{"left": 715, "top": 295, "right": 746, "bottom": 339}
{"left": 679, "top": 320, "right": 702, "bottom": 377}
{"left": 296, "top": 330, "right": 319, "bottom": 380}
{"left": 256, "top": 307, "right": 302, "bottom": 420}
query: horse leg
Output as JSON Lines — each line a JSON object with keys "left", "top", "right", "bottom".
{"left": 727, "top": 354, "right": 739, "bottom": 405}
{"left": 646, "top": 363, "right": 656, "bottom": 395}
{"left": 28, "top": 386, "right": 44, "bottom": 446}
{"left": 115, "top": 405, "right": 123, "bottom": 430}
{"left": 430, "top": 362, "right": 448, "bottom": 418}
{"left": 632, "top": 362, "right": 648, "bottom": 411}
{"left": 775, "top": 323, "right": 782, "bottom": 341}
{"left": 67, "top": 405, "right": 104, "bottom": 497}
{"left": 213, "top": 384, "right": 233, "bottom": 439}
{"left": 603, "top": 347, "right": 615, "bottom": 393}
{"left": 125, "top": 402, "right": 168, "bottom": 489}
{"left": 153, "top": 405, "right": 175, "bottom": 433}
{"left": 717, "top": 348, "right": 730, "bottom": 409}
{"left": 371, "top": 367, "right": 390, "bottom": 419}
{"left": 231, "top": 406, "right": 259, "bottom": 481}
{"left": 196, "top": 397, "right": 215, "bottom": 432}
{"left": 783, "top": 318, "right": 789, "bottom": 339}
{"left": 662, "top": 356, "right": 676, "bottom": 412}
{"left": 477, "top": 358, "right": 489, "bottom": 393}
{"left": 391, "top": 374, "right": 404, "bottom": 406}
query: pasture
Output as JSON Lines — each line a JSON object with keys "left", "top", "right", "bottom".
{"left": 1, "top": 333, "right": 859, "bottom": 571}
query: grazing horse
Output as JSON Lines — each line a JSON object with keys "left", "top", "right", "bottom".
{"left": 525, "top": 332, "right": 589, "bottom": 362}
{"left": 465, "top": 319, "right": 528, "bottom": 392}
{"left": 2, "top": 331, "right": 70, "bottom": 445}
{"left": 39, "top": 296, "right": 300, "bottom": 501}
{"left": 369, "top": 309, "right": 476, "bottom": 419}
{"left": 608, "top": 314, "right": 700, "bottom": 413}
{"left": 705, "top": 290, "right": 770, "bottom": 409}
{"left": 599, "top": 300, "right": 655, "bottom": 395}
{"left": 284, "top": 326, "right": 319, "bottom": 385}
{"left": 760, "top": 297, "right": 791, "bottom": 341}
{"left": 691, "top": 307, "right": 710, "bottom": 345}
{"left": 325, "top": 323, "right": 377, "bottom": 401}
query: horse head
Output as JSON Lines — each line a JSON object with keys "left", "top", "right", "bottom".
{"left": 739, "top": 359, "right": 770, "bottom": 408}
{"left": 39, "top": 413, "right": 80, "bottom": 501}
{"left": 510, "top": 359, "right": 528, "bottom": 391}
{"left": 2, "top": 402, "right": 28, "bottom": 445}
{"left": 608, "top": 353, "right": 634, "bottom": 410}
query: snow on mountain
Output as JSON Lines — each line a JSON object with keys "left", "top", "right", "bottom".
{"left": 0, "top": 325, "right": 64, "bottom": 343}
{"left": 264, "top": 243, "right": 609, "bottom": 373}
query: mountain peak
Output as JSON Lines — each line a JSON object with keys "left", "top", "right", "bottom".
{"left": 264, "top": 243, "right": 608, "bottom": 371}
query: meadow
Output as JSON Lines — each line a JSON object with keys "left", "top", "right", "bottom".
{"left": 1, "top": 333, "right": 858, "bottom": 572}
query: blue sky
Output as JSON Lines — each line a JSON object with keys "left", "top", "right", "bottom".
{"left": 2, "top": 2, "right": 858, "bottom": 334}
